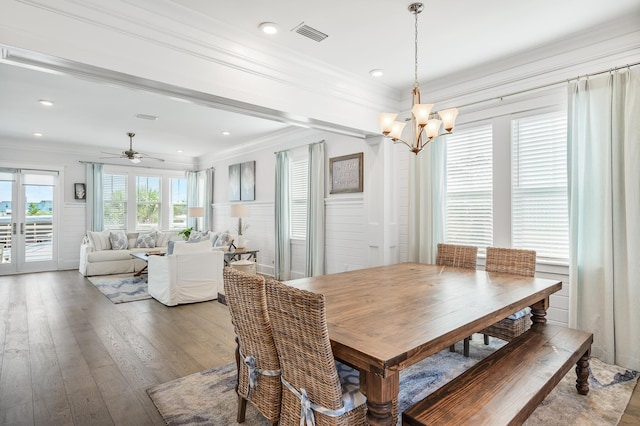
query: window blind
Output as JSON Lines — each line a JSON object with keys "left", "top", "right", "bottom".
{"left": 445, "top": 125, "right": 493, "bottom": 251}
{"left": 290, "top": 159, "right": 308, "bottom": 240}
{"left": 511, "top": 111, "right": 568, "bottom": 261}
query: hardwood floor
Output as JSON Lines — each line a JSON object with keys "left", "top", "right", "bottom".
{"left": 0, "top": 270, "right": 236, "bottom": 425}
{"left": 0, "top": 270, "right": 638, "bottom": 425}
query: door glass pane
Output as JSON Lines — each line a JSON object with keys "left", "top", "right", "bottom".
{"left": 24, "top": 183, "right": 53, "bottom": 262}
{"left": 0, "top": 175, "right": 13, "bottom": 264}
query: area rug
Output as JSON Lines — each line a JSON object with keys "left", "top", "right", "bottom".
{"left": 147, "top": 336, "right": 638, "bottom": 425}
{"left": 87, "top": 274, "right": 151, "bottom": 303}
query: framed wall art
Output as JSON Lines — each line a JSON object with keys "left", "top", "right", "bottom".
{"left": 228, "top": 164, "right": 241, "bottom": 201}
{"left": 330, "top": 152, "right": 363, "bottom": 194}
{"left": 229, "top": 161, "right": 256, "bottom": 201}
{"left": 240, "top": 161, "right": 255, "bottom": 201}
{"left": 74, "top": 183, "right": 86, "bottom": 200}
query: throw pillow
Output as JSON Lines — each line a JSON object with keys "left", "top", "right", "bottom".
{"left": 109, "top": 231, "right": 128, "bottom": 250}
{"left": 87, "top": 230, "right": 111, "bottom": 251}
{"left": 167, "top": 240, "right": 176, "bottom": 255}
{"left": 155, "top": 230, "right": 174, "bottom": 248}
{"left": 188, "top": 230, "right": 210, "bottom": 243}
{"left": 213, "top": 231, "right": 231, "bottom": 247}
{"left": 136, "top": 231, "right": 157, "bottom": 248}
{"left": 209, "top": 231, "right": 221, "bottom": 247}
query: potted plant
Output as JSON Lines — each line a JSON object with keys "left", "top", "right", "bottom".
{"left": 178, "top": 227, "right": 193, "bottom": 240}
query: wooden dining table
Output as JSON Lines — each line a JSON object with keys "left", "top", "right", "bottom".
{"left": 285, "top": 262, "right": 562, "bottom": 426}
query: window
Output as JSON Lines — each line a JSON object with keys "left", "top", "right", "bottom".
{"left": 445, "top": 124, "right": 493, "bottom": 250}
{"left": 511, "top": 111, "right": 568, "bottom": 261}
{"left": 290, "top": 158, "right": 308, "bottom": 240}
{"left": 171, "top": 177, "right": 187, "bottom": 229}
{"left": 103, "top": 173, "right": 127, "bottom": 230}
{"left": 136, "top": 176, "right": 161, "bottom": 230}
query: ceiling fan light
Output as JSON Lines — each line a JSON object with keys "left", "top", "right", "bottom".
{"left": 411, "top": 103, "right": 434, "bottom": 126}
{"left": 378, "top": 112, "right": 398, "bottom": 135}
{"left": 130, "top": 157, "right": 141, "bottom": 164}
{"left": 438, "top": 108, "right": 459, "bottom": 132}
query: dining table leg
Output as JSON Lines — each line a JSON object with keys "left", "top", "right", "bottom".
{"left": 530, "top": 298, "right": 549, "bottom": 325}
{"left": 359, "top": 370, "right": 399, "bottom": 426}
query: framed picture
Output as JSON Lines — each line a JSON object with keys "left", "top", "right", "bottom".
{"left": 74, "top": 183, "right": 86, "bottom": 200}
{"left": 228, "top": 164, "right": 241, "bottom": 201}
{"left": 330, "top": 153, "right": 363, "bottom": 194}
{"left": 240, "top": 161, "right": 255, "bottom": 201}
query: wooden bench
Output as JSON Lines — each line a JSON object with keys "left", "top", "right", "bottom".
{"left": 402, "top": 323, "right": 593, "bottom": 425}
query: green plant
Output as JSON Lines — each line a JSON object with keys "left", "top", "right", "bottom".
{"left": 178, "top": 227, "right": 193, "bottom": 240}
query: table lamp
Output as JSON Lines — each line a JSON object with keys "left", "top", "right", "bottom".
{"left": 230, "top": 204, "right": 250, "bottom": 249}
{"left": 188, "top": 207, "right": 205, "bottom": 231}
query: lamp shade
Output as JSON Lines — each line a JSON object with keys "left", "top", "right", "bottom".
{"left": 188, "top": 207, "right": 205, "bottom": 218}
{"left": 230, "top": 204, "right": 250, "bottom": 218}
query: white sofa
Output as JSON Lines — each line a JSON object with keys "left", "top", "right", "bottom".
{"left": 147, "top": 240, "right": 224, "bottom": 306}
{"left": 79, "top": 230, "right": 176, "bottom": 276}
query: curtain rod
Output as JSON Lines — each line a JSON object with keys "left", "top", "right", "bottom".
{"left": 457, "top": 61, "right": 640, "bottom": 110}
{"left": 274, "top": 139, "right": 325, "bottom": 155}
{"left": 78, "top": 160, "right": 194, "bottom": 171}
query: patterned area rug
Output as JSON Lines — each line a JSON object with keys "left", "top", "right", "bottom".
{"left": 87, "top": 274, "right": 151, "bottom": 303}
{"left": 147, "top": 336, "right": 638, "bottom": 425}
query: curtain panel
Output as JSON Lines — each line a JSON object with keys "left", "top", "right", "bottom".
{"left": 568, "top": 68, "right": 640, "bottom": 370}
{"left": 306, "top": 141, "right": 325, "bottom": 277}
{"left": 85, "top": 163, "right": 103, "bottom": 231}
{"left": 408, "top": 138, "right": 446, "bottom": 264}
{"left": 274, "top": 151, "right": 291, "bottom": 280}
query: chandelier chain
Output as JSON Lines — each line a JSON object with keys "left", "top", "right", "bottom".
{"left": 414, "top": 8, "right": 419, "bottom": 89}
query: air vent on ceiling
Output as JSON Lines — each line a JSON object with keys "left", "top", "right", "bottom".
{"left": 136, "top": 114, "right": 158, "bottom": 121}
{"left": 291, "top": 22, "right": 328, "bottom": 42}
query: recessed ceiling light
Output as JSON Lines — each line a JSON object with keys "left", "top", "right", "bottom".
{"left": 176, "top": 150, "right": 183, "bottom": 153}
{"left": 259, "top": 22, "right": 279, "bottom": 35}
{"left": 33, "top": 132, "right": 43, "bottom": 137}
{"left": 221, "top": 131, "right": 230, "bottom": 136}
{"left": 38, "top": 100, "right": 54, "bottom": 106}
{"left": 369, "top": 69, "right": 384, "bottom": 77}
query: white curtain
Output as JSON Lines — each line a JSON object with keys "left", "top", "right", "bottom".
{"left": 568, "top": 68, "right": 640, "bottom": 370}
{"left": 408, "top": 139, "right": 447, "bottom": 263}
{"left": 306, "top": 141, "right": 325, "bottom": 277}
{"left": 186, "top": 171, "right": 199, "bottom": 230}
{"left": 274, "top": 151, "right": 291, "bottom": 280}
{"left": 85, "top": 163, "right": 103, "bottom": 231}
{"left": 202, "top": 168, "right": 215, "bottom": 231}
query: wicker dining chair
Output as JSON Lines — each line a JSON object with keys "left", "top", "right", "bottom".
{"left": 265, "top": 278, "right": 368, "bottom": 426}
{"left": 436, "top": 243, "right": 478, "bottom": 357}
{"left": 223, "top": 267, "right": 281, "bottom": 425}
{"left": 481, "top": 247, "right": 537, "bottom": 344}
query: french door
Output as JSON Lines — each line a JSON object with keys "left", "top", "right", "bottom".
{"left": 0, "top": 169, "right": 59, "bottom": 274}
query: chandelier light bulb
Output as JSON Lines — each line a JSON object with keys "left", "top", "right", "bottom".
{"left": 389, "top": 121, "right": 407, "bottom": 140}
{"left": 438, "top": 108, "right": 459, "bottom": 132}
{"left": 411, "top": 103, "right": 434, "bottom": 126}
{"left": 378, "top": 113, "right": 398, "bottom": 135}
{"left": 425, "top": 119, "right": 443, "bottom": 139}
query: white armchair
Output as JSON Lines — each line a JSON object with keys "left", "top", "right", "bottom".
{"left": 147, "top": 240, "right": 223, "bottom": 306}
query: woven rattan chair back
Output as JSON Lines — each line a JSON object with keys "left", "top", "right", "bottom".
{"left": 265, "top": 278, "right": 366, "bottom": 426}
{"left": 485, "top": 247, "right": 536, "bottom": 277}
{"left": 224, "top": 267, "right": 280, "bottom": 425}
{"left": 482, "top": 247, "right": 537, "bottom": 343}
{"left": 436, "top": 243, "right": 478, "bottom": 269}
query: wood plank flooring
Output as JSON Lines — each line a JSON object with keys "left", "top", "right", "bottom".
{"left": 0, "top": 270, "right": 235, "bottom": 426}
{"left": 0, "top": 270, "right": 638, "bottom": 425}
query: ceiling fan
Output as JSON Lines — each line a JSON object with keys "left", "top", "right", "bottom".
{"left": 100, "top": 132, "right": 165, "bottom": 163}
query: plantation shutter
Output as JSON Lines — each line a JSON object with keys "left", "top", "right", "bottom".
{"left": 445, "top": 124, "right": 493, "bottom": 252}
{"left": 511, "top": 111, "right": 568, "bottom": 261}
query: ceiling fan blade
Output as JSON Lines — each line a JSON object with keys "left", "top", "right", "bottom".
{"left": 140, "top": 156, "right": 165, "bottom": 162}
{"left": 101, "top": 151, "right": 124, "bottom": 156}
